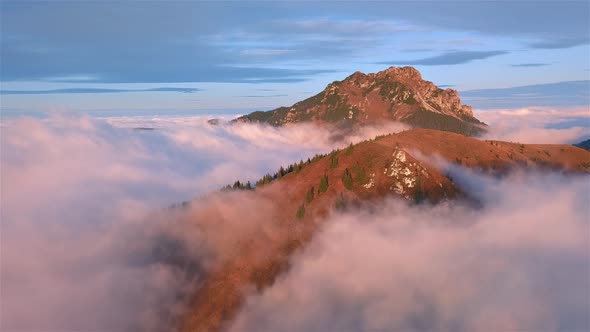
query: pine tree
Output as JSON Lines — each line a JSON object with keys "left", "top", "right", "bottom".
{"left": 277, "top": 166, "right": 284, "bottom": 179}
{"left": 345, "top": 142, "right": 353, "bottom": 156}
{"left": 305, "top": 186, "right": 315, "bottom": 203}
{"left": 296, "top": 204, "right": 305, "bottom": 220}
{"left": 414, "top": 176, "right": 425, "bottom": 204}
{"left": 351, "top": 162, "right": 366, "bottom": 182}
{"left": 341, "top": 168, "right": 353, "bottom": 190}
{"left": 318, "top": 175, "right": 329, "bottom": 194}
{"left": 329, "top": 152, "right": 339, "bottom": 169}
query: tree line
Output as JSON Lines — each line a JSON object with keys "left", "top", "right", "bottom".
{"left": 221, "top": 152, "right": 330, "bottom": 191}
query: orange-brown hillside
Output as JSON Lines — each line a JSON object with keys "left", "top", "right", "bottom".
{"left": 178, "top": 129, "right": 590, "bottom": 332}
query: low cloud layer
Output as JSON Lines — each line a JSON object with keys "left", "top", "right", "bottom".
{"left": 229, "top": 171, "right": 590, "bottom": 332}
{"left": 475, "top": 106, "right": 590, "bottom": 144}
{"left": 2, "top": 114, "right": 588, "bottom": 331}
{"left": 0, "top": 87, "right": 201, "bottom": 95}
{"left": 0, "top": 115, "right": 406, "bottom": 330}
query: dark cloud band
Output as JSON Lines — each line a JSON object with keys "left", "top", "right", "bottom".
{"left": 0, "top": 87, "right": 201, "bottom": 95}
{"left": 377, "top": 50, "right": 507, "bottom": 66}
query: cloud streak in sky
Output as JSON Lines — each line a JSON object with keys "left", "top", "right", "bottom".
{"left": 529, "top": 37, "right": 589, "bottom": 49}
{"left": 509, "top": 63, "right": 551, "bottom": 67}
{"left": 0, "top": 87, "right": 201, "bottom": 95}
{"left": 378, "top": 50, "right": 507, "bottom": 66}
{"left": 463, "top": 80, "right": 590, "bottom": 109}
{"left": 2, "top": 2, "right": 587, "bottom": 84}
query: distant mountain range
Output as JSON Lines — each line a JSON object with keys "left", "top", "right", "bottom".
{"left": 574, "top": 139, "right": 590, "bottom": 150}
{"left": 179, "top": 129, "right": 590, "bottom": 331}
{"left": 233, "top": 66, "right": 486, "bottom": 136}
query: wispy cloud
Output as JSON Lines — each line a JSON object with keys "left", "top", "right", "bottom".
{"left": 377, "top": 50, "right": 507, "bottom": 66}
{"left": 474, "top": 106, "right": 590, "bottom": 144}
{"left": 529, "top": 37, "right": 589, "bottom": 49}
{"left": 1, "top": 87, "right": 201, "bottom": 95}
{"left": 461, "top": 80, "right": 590, "bottom": 108}
{"left": 237, "top": 94, "right": 288, "bottom": 98}
{"left": 510, "top": 63, "right": 551, "bottom": 67}
{"left": 273, "top": 18, "right": 418, "bottom": 36}
{"left": 2, "top": 2, "right": 588, "bottom": 86}
{"left": 240, "top": 49, "right": 292, "bottom": 56}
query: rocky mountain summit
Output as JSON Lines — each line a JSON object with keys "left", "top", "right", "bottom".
{"left": 234, "top": 66, "right": 486, "bottom": 136}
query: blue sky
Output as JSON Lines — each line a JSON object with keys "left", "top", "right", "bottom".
{"left": 1, "top": 1, "right": 589, "bottom": 115}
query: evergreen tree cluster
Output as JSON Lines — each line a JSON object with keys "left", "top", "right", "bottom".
{"left": 413, "top": 176, "right": 428, "bottom": 204}
{"left": 341, "top": 168, "right": 353, "bottom": 190}
{"left": 318, "top": 174, "right": 329, "bottom": 194}
{"left": 329, "top": 151, "right": 339, "bottom": 169}
{"left": 223, "top": 145, "right": 345, "bottom": 194}
{"left": 305, "top": 186, "right": 315, "bottom": 203}
{"left": 223, "top": 151, "right": 330, "bottom": 192}
{"left": 351, "top": 162, "right": 366, "bottom": 182}
{"left": 221, "top": 180, "right": 252, "bottom": 191}
{"left": 296, "top": 204, "right": 305, "bottom": 220}
{"left": 296, "top": 174, "right": 329, "bottom": 220}
{"left": 345, "top": 142, "right": 353, "bottom": 156}
{"left": 255, "top": 153, "right": 327, "bottom": 187}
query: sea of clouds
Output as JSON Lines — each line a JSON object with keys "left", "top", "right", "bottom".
{"left": 229, "top": 170, "right": 590, "bottom": 332}
{"left": 1, "top": 112, "right": 588, "bottom": 331}
{"left": 0, "top": 114, "right": 406, "bottom": 330}
{"left": 475, "top": 106, "right": 590, "bottom": 143}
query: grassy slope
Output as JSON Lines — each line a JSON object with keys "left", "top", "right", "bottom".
{"left": 179, "top": 129, "right": 590, "bottom": 332}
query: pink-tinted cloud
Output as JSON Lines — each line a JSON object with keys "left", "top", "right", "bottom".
{"left": 229, "top": 172, "right": 590, "bottom": 332}
{"left": 0, "top": 115, "right": 406, "bottom": 330}
{"left": 475, "top": 106, "right": 589, "bottom": 143}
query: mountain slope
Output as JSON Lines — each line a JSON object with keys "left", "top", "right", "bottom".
{"left": 178, "top": 129, "right": 590, "bottom": 332}
{"left": 233, "top": 67, "right": 486, "bottom": 136}
{"left": 574, "top": 138, "right": 590, "bottom": 150}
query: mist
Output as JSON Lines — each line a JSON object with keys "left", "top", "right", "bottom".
{"left": 228, "top": 171, "right": 590, "bottom": 332}
{"left": 474, "top": 106, "right": 589, "bottom": 143}
{"left": 0, "top": 115, "right": 405, "bottom": 330}
{"left": 2, "top": 114, "right": 588, "bottom": 331}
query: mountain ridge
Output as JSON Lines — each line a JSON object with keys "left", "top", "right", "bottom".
{"left": 574, "top": 138, "right": 590, "bottom": 150}
{"left": 179, "top": 128, "right": 590, "bottom": 332}
{"left": 233, "top": 66, "right": 486, "bottom": 136}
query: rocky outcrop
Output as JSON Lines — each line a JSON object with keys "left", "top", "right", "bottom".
{"left": 233, "top": 66, "right": 486, "bottom": 136}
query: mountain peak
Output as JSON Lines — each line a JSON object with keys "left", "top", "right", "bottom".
{"left": 382, "top": 65, "right": 422, "bottom": 80}
{"left": 234, "top": 66, "right": 485, "bottom": 136}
